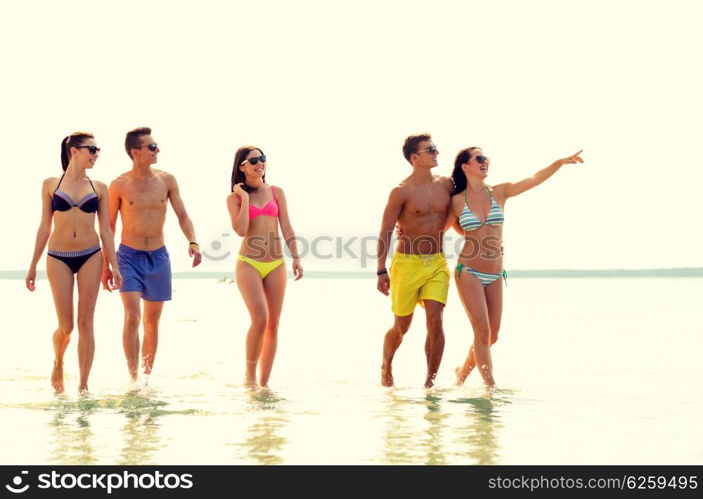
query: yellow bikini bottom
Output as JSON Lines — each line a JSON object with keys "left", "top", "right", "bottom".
{"left": 237, "top": 255, "right": 285, "bottom": 279}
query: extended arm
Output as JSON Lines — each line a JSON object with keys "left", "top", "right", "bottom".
{"left": 497, "top": 150, "right": 584, "bottom": 199}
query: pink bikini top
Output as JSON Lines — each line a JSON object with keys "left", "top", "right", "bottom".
{"left": 248, "top": 186, "right": 279, "bottom": 220}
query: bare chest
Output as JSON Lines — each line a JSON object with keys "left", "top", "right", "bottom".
{"left": 403, "top": 185, "right": 450, "bottom": 217}
{"left": 122, "top": 180, "right": 168, "bottom": 211}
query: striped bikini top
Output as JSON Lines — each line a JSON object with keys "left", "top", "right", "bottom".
{"left": 459, "top": 187, "right": 504, "bottom": 232}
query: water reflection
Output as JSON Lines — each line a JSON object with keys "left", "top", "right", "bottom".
{"left": 383, "top": 391, "right": 449, "bottom": 464}
{"left": 382, "top": 389, "right": 508, "bottom": 464}
{"left": 118, "top": 392, "right": 165, "bottom": 465}
{"left": 422, "top": 394, "right": 449, "bottom": 464}
{"left": 449, "top": 392, "right": 507, "bottom": 464}
{"left": 239, "top": 388, "right": 288, "bottom": 464}
{"left": 48, "top": 396, "right": 97, "bottom": 464}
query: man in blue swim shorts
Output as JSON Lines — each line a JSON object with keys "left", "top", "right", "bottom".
{"left": 102, "top": 127, "right": 202, "bottom": 382}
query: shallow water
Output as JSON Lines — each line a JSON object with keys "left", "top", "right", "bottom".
{"left": 1, "top": 277, "right": 701, "bottom": 464}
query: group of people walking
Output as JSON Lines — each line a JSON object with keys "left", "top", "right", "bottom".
{"left": 26, "top": 128, "right": 582, "bottom": 394}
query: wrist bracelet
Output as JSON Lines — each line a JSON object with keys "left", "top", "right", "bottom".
{"left": 376, "top": 268, "right": 388, "bottom": 276}
{"left": 189, "top": 241, "right": 199, "bottom": 247}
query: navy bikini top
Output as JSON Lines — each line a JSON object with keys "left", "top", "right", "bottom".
{"left": 51, "top": 173, "right": 99, "bottom": 213}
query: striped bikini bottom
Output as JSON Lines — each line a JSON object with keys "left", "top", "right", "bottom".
{"left": 455, "top": 263, "right": 507, "bottom": 287}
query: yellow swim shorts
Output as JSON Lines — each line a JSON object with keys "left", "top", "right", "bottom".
{"left": 389, "top": 252, "right": 450, "bottom": 317}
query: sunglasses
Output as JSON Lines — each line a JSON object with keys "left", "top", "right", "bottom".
{"left": 242, "top": 155, "right": 267, "bottom": 166}
{"left": 475, "top": 155, "right": 488, "bottom": 164}
{"left": 75, "top": 145, "right": 101, "bottom": 155}
{"left": 137, "top": 143, "right": 159, "bottom": 152}
{"left": 416, "top": 145, "right": 438, "bottom": 154}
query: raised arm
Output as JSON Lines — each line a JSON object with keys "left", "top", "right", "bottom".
{"left": 95, "top": 182, "right": 121, "bottom": 290}
{"left": 274, "top": 187, "right": 303, "bottom": 280}
{"left": 25, "top": 178, "right": 54, "bottom": 291}
{"left": 496, "top": 150, "right": 584, "bottom": 200}
{"left": 101, "top": 178, "right": 122, "bottom": 290}
{"left": 377, "top": 186, "right": 404, "bottom": 295}
{"left": 167, "top": 173, "right": 201, "bottom": 267}
{"left": 227, "top": 183, "right": 250, "bottom": 237}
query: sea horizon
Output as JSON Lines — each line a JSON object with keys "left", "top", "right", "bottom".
{"left": 4, "top": 267, "right": 703, "bottom": 280}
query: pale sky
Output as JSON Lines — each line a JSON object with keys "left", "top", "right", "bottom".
{"left": 2, "top": 0, "right": 701, "bottom": 272}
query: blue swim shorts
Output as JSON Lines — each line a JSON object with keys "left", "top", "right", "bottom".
{"left": 117, "top": 244, "right": 172, "bottom": 301}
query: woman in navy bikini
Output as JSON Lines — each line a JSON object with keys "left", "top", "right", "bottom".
{"left": 448, "top": 147, "right": 584, "bottom": 387}
{"left": 26, "top": 132, "right": 122, "bottom": 394}
{"left": 227, "top": 146, "right": 303, "bottom": 388}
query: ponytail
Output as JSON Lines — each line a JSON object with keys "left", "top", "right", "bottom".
{"left": 60, "top": 132, "right": 95, "bottom": 171}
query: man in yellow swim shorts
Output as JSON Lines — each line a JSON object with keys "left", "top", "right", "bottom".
{"left": 376, "top": 133, "right": 453, "bottom": 388}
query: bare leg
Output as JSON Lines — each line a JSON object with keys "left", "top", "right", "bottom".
{"left": 75, "top": 251, "right": 102, "bottom": 393}
{"left": 455, "top": 273, "right": 496, "bottom": 387}
{"left": 456, "top": 278, "right": 503, "bottom": 384}
{"left": 142, "top": 300, "right": 165, "bottom": 376}
{"left": 259, "top": 264, "right": 287, "bottom": 388}
{"left": 120, "top": 292, "right": 142, "bottom": 381}
{"left": 423, "top": 300, "right": 445, "bottom": 388}
{"left": 381, "top": 314, "right": 413, "bottom": 386}
{"left": 235, "top": 259, "right": 268, "bottom": 386}
{"left": 46, "top": 257, "right": 75, "bottom": 393}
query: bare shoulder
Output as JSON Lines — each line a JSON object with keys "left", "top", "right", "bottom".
{"left": 435, "top": 175, "right": 454, "bottom": 192}
{"left": 490, "top": 182, "right": 509, "bottom": 202}
{"left": 387, "top": 183, "right": 408, "bottom": 205}
{"left": 93, "top": 180, "right": 108, "bottom": 194}
{"left": 392, "top": 180, "right": 410, "bottom": 195}
{"left": 154, "top": 169, "right": 175, "bottom": 182}
{"left": 270, "top": 185, "right": 285, "bottom": 197}
{"left": 110, "top": 171, "right": 132, "bottom": 187}
{"left": 226, "top": 191, "right": 240, "bottom": 206}
{"left": 42, "top": 176, "right": 59, "bottom": 189}
{"left": 450, "top": 191, "right": 464, "bottom": 211}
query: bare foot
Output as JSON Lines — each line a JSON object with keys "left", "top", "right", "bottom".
{"left": 51, "top": 361, "right": 65, "bottom": 393}
{"left": 455, "top": 366, "right": 468, "bottom": 385}
{"left": 244, "top": 375, "right": 257, "bottom": 388}
{"left": 424, "top": 373, "right": 436, "bottom": 389}
{"left": 381, "top": 364, "right": 394, "bottom": 387}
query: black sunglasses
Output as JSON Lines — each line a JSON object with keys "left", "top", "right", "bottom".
{"left": 137, "top": 143, "right": 159, "bottom": 152}
{"left": 242, "top": 155, "right": 267, "bottom": 166}
{"left": 475, "top": 155, "right": 488, "bottom": 164}
{"left": 416, "top": 145, "right": 438, "bottom": 154}
{"left": 75, "top": 145, "right": 101, "bottom": 155}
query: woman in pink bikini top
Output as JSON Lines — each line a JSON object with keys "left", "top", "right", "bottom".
{"left": 226, "top": 145, "right": 303, "bottom": 388}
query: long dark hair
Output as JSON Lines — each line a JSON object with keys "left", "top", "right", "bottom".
{"left": 451, "top": 146, "right": 480, "bottom": 195}
{"left": 60, "top": 132, "right": 94, "bottom": 171}
{"left": 231, "top": 146, "right": 265, "bottom": 193}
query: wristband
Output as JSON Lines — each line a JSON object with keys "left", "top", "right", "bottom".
{"left": 189, "top": 242, "right": 199, "bottom": 247}
{"left": 376, "top": 268, "right": 388, "bottom": 276}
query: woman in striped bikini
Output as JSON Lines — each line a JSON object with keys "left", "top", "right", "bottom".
{"left": 447, "top": 147, "right": 583, "bottom": 387}
{"left": 227, "top": 146, "right": 304, "bottom": 388}
{"left": 25, "top": 132, "right": 122, "bottom": 394}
